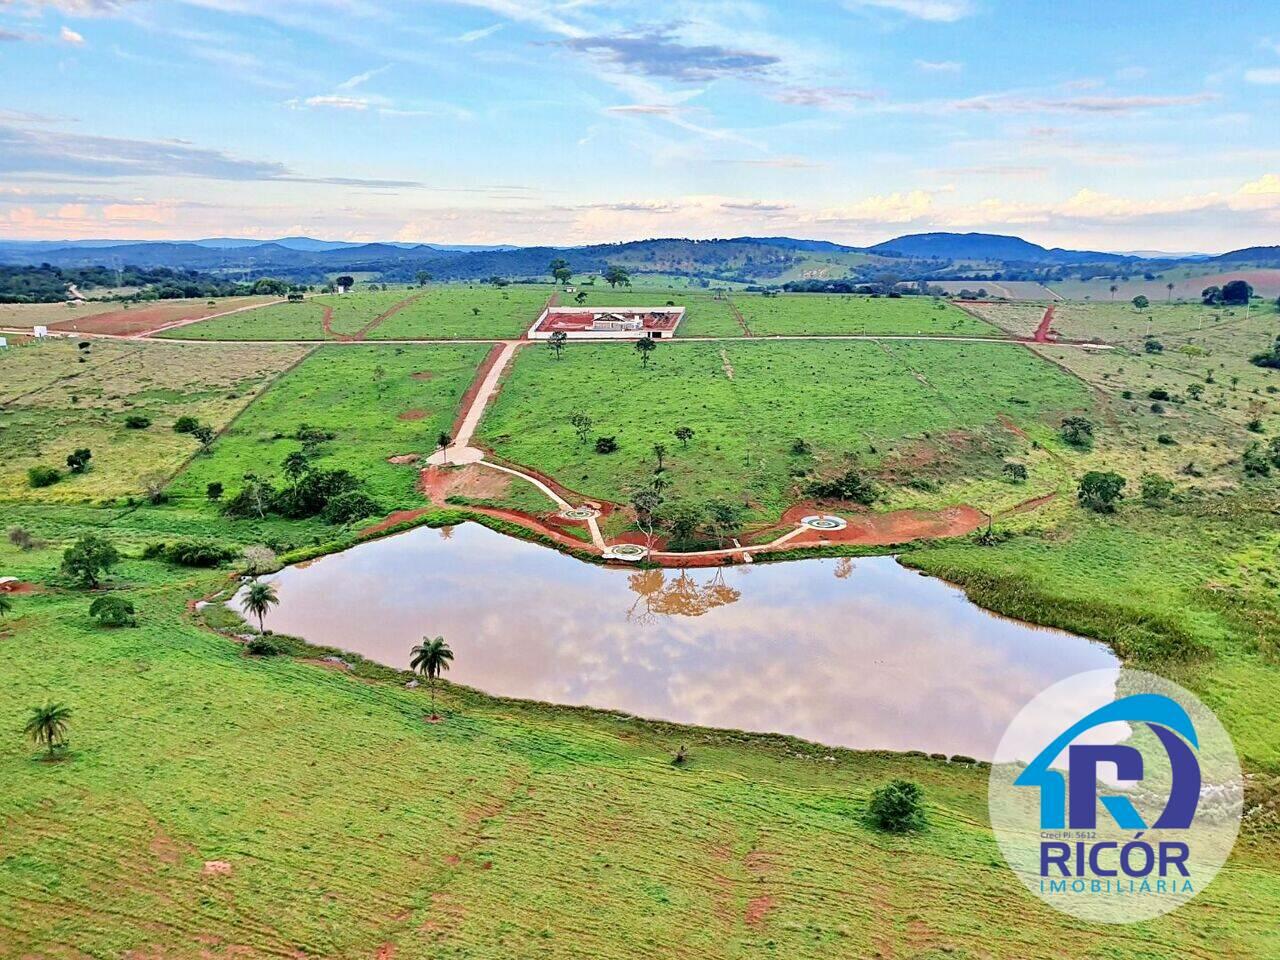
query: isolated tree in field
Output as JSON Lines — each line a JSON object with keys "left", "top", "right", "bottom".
{"left": 372, "top": 364, "right": 387, "bottom": 396}
{"left": 674, "top": 426, "right": 694, "bottom": 448}
{"left": 548, "top": 330, "right": 567, "bottom": 359}
{"left": 1221, "top": 279, "right": 1253, "bottom": 305}
{"left": 65, "top": 448, "right": 92, "bottom": 474}
{"left": 569, "top": 412, "right": 593, "bottom": 445}
{"left": 868, "top": 779, "right": 926, "bottom": 833}
{"left": 549, "top": 258, "right": 572, "bottom": 286}
{"left": 1140, "top": 473, "right": 1173, "bottom": 505}
{"left": 89, "top": 595, "right": 137, "bottom": 627}
{"left": 1132, "top": 295, "right": 1149, "bottom": 311}
{"left": 207, "top": 481, "right": 224, "bottom": 502}
{"left": 1077, "top": 471, "right": 1126, "bottom": 513}
{"left": 241, "top": 580, "right": 278, "bottom": 633}
{"left": 632, "top": 486, "right": 663, "bottom": 551}
{"left": 653, "top": 443, "right": 667, "bottom": 472}
{"left": 191, "top": 424, "right": 216, "bottom": 450}
{"left": 635, "top": 335, "right": 656, "bottom": 367}
{"left": 604, "top": 264, "right": 631, "bottom": 289}
{"left": 335, "top": 275, "right": 355, "bottom": 292}
{"left": 574, "top": 290, "right": 588, "bottom": 305}
{"left": 61, "top": 535, "right": 119, "bottom": 588}
{"left": 1109, "top": 284, "right": 1118, "bottom": 300}
{"left": 1166, "top": 281, "right": 1175, "bottom": 301}
{"left": 415, "top": 271, "right": 433, "bottom": 286}
{"left": 1060, "top": 416, "right": 1094, "bottom": 447}
{"left": 471, "top": 306, "right": 480, "bottom": 317}
{"left": 436, "top": 431, "right": 452, "bottom": 462}
{"left": 25, "top": 701, "right": 71, "bottom": 759}
{"left": 1003, "top": 461, "right": 1028, "bottom": 482}
{"left": 409, "top": 635, "right": 454, "bottom": 718}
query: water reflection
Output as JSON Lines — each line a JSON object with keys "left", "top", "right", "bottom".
{"left": 239, "top": 522, "right": 1119, "bottom": 759}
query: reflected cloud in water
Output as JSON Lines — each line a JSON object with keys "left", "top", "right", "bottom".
{"left": 241, "top": 523, "right": 1119, "bottom": 760}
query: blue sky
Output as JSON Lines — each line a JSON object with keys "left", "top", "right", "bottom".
{"left": 1, "top": 0, "right": 1278, "bottom": 251}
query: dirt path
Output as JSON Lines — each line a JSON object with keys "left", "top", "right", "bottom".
{"left": 319, "top": 306, "right": 338, "bottom": 339}
{"left": 726, "top": 297, "right": 753, "bottom": 337}
{"left": 719, "top": 347, "right": 735, "bottom": 379}
{"left": 351, "top": 291, "right": 429, "bottom": 341}
{"left": 429, "top": 340, "right": 521, "bottom": 466}
{"left": 137, "top": 297, "right": 286, "bottom": 338}
{"left": 1032, "top": 305, "right": 1057, "bottom": 343}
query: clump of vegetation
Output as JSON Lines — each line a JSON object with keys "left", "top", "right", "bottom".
{"left": 27, "top": 465, "right": 61, "bottom": 488}
{"left": 1252, "top": 336, "right": 1280, "bottom": 370}
{"left": 8, "top": 526, "right": 42, "bottom": 551}
{"left": 89, "top": 595, "right": 137, "bottom": 627}
{"left": 206, "top": 481, "right": 224, "bottom": 502}
{"left": 65, "top": 448, "right": 93, "bottom": 474}
{"left": 246, "top": 635, "right": 285, "bottom": 657}
{"left": 1060, "top": 416, "right": 1093, "bottom": 447}
{"left": 142, "top": 540, "right": 239, "bottom": 568}
{"left": 805, "top": 467, "right": 879, "bottom": 505}
{"left": 172, "top": 415, "right": 200, "bottom": 434}
{"left": 1148, "top": 388, "right": 1170, "bottom": 402}
{"left": 1077, "top": 471, "right": 1126, "bottom": 513}
{"left": 240, "top": 580, "right": 279, "bottom": 633}
{"left": 222, "top": 452, "right": 380, "bottom": 525}
{"left": 594, "top": 436, "right": 619, "bottom": 454}
{"left": 1140, "top": 473, "right": 1173, "bottom": 505}
{"left": 868, "top": 779, "right": 927, "bottom": 833}
{"left": 1144, "top": 339, "right": 1164, "bottom": 354}
{"left": 1243, "top": 442, "right": 1272, "bottom": 477}
{"left": 61, "top": 535, "right": 120, "bottom": 588}
{"left": 1002, "top": 461, "right": 1028, "bottom": 482}
{"left": 124, "top": 414, "right": 152, "bottom": 429}
{"left": 24, "top": 702, "right": 71, "bottom": 759}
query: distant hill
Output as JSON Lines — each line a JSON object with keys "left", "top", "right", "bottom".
{"left": 1213, "top": 246, "right": 1280, "bottom": 264}
{"left": 869, "top": 232, "right": 1133, "bottom": 265}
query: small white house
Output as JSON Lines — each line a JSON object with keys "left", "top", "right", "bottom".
{"left": 33, "top": 325, "right": 48, "bottom": 338}
{"left": 0, "top": 337, "right": 7, "bottom": 349}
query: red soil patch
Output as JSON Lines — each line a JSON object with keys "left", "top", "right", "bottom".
{"left": 0, "top": 580, "right": 36, "bottom": 594}
{"left": 352, "top": 291, "right": 428, "bottom": 340}
{"left": 420, "top": 463, "right": 513, "bottom": 502}
{"left": 359, "top": 508, "right": 433, "bottom": 537}
{"left": 744, "top": 895, "right": 776, "bottom": 927}
{"left": 410, "top": 370, "right": 435, "bottom": 381}
{"left": 50, "top": 298, "right": 271, "bottom": 337}
{"left": 1001, "top": 492, "right": 1057, "bottom": 516}
{"left": 202, "top": 860, "right": 233, "bottom": 876}
{"left": 375, "top": 944, "right": 396, "bottom": 960}
{"left": 782, "top": 502, "right": 987, "bottom": 546}
{"left": 452, "top": 343, "right": 507, "bottom": 436}
{"left": 320, "top": 305, "right": 343, "bottom": 340}
{"left": 996, "top": 413, "right": 1029, "bottom": 439}
{"left": 443, "top": 854, "right": 461, "bottom": 866}
{"left": 397, "top": 409, "right": 428, "bottom": 421}
{"left": 1032, "top": 305, "right": 1057, "bottom": 343}
{"left": 387, "top": 453, "right": 421, "bottom": 465}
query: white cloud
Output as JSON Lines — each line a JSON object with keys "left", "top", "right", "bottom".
{"left": 456, "top": 23, "right": 503, "bottom": 43}
{"left": 59, "top": 25, "right": 85, "bottom": 44}
{"left": 844, "top": 0, "right": 973, "bottom": 22}
{"left": 915, "top": 59, "right": 962, "bottom": 72}
{"left": 336, "top": 64, "right": 391, "bottom": 90}
{"left": 1245, "top": 68, "right": 1280, "bottom": 85}
{"left": 298, "top": 95, "right": 371, "bottom": 110}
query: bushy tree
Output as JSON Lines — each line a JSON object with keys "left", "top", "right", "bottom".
{"left": 27, "top": 465, "right": 61, "bottom": 488}
{"left": 1140, "top": 473, "right": 1173, "bottom": 505}
{"left": 1077, "top": 471, "right": 1126, "bottom": 512}
{"left": 89, "top": 595, "right": 137, "bottom": 627}
{"left": 61, "top": 535, "right": 119, "bottom": 588}
{"left": 1060, "top": 416, "right": 1094, "bottom": 447}
{"left": 868, "top": 779, "right": 927, "bottom": 833}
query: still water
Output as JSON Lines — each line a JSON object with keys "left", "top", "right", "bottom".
{"left": 240, "top": 522, "right": 1119, "bottom": 760}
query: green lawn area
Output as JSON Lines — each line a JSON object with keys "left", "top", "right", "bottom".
{"left": 163, "top": 290, "right": 417, "bottom": 341}
{"left": 0, "top": 339, "right": 309, "bottom": 504}
{"left": 167, "top": 343, "right": 489, "bottom": 511}
{"left": 366, "top": 284, "right": 553, "bottom": 340}
{"left": 733, "top": 293, "right": 1000, "bottom": 337}
{"left": 1, "top": 504, "right": 1277, "bottom": 958}
{"left": 477, "top": 340, "right": 1089, "bottom": 520}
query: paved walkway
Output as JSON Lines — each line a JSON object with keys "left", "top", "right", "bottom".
{"left": 426, "top": 340, "right": 520, "bottom": 466}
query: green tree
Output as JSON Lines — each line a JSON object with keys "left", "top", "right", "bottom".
{"left": 1166, "top": 281, "right": 1175, "bottom": 301}
{"left": 868, "top": 779, "right": 926, "bottom": 833}
{"left": 653, "top": 443, "right": 667, "bottom": 472}
{"left": 549, "top": 258, "right": 572, "bottom": 286}
{"left": 658, "top": 501, "right": 704, "bottom": 549}
{"left": 548, "top": 330, "right": 567, "bottom": 359}
{"left": 89, "top": 595, "right": 137, "bottom": 627}
{"left": 1060, "top": 416, "right": 1094, "bottom": 447}
{"left": 1140, "top": 473, "right": 1173, "bottom": 505}
{"left": 436, "top": 431, "right": 452, "bottom": 463}
{"left": 415, "top": 271, "right": 433, "bottom": 286}
{"left": 705, "top": 499, "right": 741, "bottom": 547}
{"left": 604, "top": 264, "right": 631, "bottom": 288}
{"left": 61, "top": 535, "right": 119, "bottom": 588}
{"left": 674, "top": 426, "right": 694, "bottom": 448}
{"left": 65, "top": 448, "right": 92, "bottom": 474}
{"left": 1131, "top": 295, "right": 1149, "bottom": 311}
{"left": 634, "top": 335, "right": 657, "bottom": 367}
{"left": 191, "top": 424, "right": 216, "bottom": 449}
{"left": 241, "top": 580, "right": 279, "bottom": 633}
{"left": 206, "top": 481, "right": 224, "bottom": 502}
{"left": 409, "top": 636, "right": 454, "bottom": 718}
{"left": 574, "top": 290, "right": 588, "bottom": 305}
{"left": 1077, "top": 471, "right": 1126, "bottom": 512}
{"left": 25, "top": 701, "right": 72, "bottom": 759}
{"left": 569, "top": 412, "right": 593, "bottom": 445}
{"left": 632, "top": 486, "right": 663, "bottom": 551}
{"left": 282, "top": 450, "right": 311, "bottom": 484}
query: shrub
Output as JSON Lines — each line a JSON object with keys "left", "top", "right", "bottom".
{"left": 27, "top": 466, "right": 61, "bottom": 488}
{"left": 172, "top": 415, "right": 200, "bottom": 434}
{"left": 1002, "top": 461, "right": 1028, "bottom": 482}
{"left": 206, "top": 481, "right": 224, "bottom": 502}
{"left": 594, "top": 436, "right": 619, "bottom": 454}
{"left": 8, "top": 527, "right": 40, "bottom": 551}
{"left": 246, "top": 635, "right": 284, "bottom": 656}
{"left": 1243, "top": 442, "right": 1272, "bottom": 477}
{"left": 1144, "top": 339, "right": 1164, "bottom": 354}
{"left": 1156, "top": 433, "right": 1176, "bottom": 445}
{"left": 1060, "top": 416, "right": 1094, "bottom": 447}
{"left": 123, "top": 414, "right": 151, "bottom": 429}
{"left": 1077, "top": 471, "right": 1126, "bottom": 513}
{"left": 61, "top": 535, "right": 120, "bottom": 588}
{"left": 1247, "top": 418, "right": 1264, "bottom": 433}
{"left": 1148, "top": 388, "right": 1171, "bottom": 401}
{"left": 805, "top": 468, "right": 879, "bottom": 505}
{"left": 158, "top": 540, "right": 239, "bottom": 568}
{"left": 321, "top": 490, "right": 382, "bottom": 524}
{"left": 89, "top": 595, "right": 137, "bottom": 627}
{"left": 868, "top": 779, "right": 927, "bottom": 833}
{"left": 1140, "top": 473, "right": 1173, "bottom": 505}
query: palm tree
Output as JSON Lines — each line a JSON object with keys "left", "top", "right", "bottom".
{"left": 436, "top": 431, "right": 452, "bottom": 463}
{"left": 409, "top": 636, "right": 454, "bottom": 719}
{"left": 635, "top": 335, "right": 656, "bottom": 367}
{"left": 25, "top": 701, "right": 71, "bottom": 758}
{"left": 241, "top": 580, "right": 278, "bottom": 633}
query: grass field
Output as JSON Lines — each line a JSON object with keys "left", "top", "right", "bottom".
{"left": 366, "top": 284, "right": 552, "bottom": 340}
{"left": 733, "top": 293, "right": 1000, "bottom": 337}
{"left": 0, "top": 339, "right": 309, "bottom": 504}
{"left": 166, "top": 343, "right": 490, "bottom": 510}
{"left": 561, "top": 288, "right": 745, "bottom": 337}
{"left": 162, "top": 290, "right": 419, "bottom": 341}
{"left": 477, "top": 339, "right": 1089, "bottom": 520}
{"left": 0, "top": 299, "right": 125, "bottom": 327}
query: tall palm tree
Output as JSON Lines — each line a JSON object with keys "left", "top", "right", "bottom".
{"left": 241, "top": 580, "right": 278, "bottom": 633}
{"left": 409, "top": 636, "right": 454, "bottom": 718}
{"left": 25, "top": 701, "right": 71, "bottom": 758}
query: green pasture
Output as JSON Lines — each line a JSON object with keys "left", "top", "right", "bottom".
{"left": 365, "top": 284, "right": 553, "bottom": 340}
{"left": 733, "top": 293, "right": 1000, "bottom": 337}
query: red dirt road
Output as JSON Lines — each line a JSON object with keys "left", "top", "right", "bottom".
{"left": 50, "top": 297, "right": 274, "bottom": 337}
{"left": 1032, "top": 305, "right": 1056, "bottom": 343}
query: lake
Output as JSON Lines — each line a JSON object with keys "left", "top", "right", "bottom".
{"left": 236, "top": 522, "right": 1119, "bottom": 760}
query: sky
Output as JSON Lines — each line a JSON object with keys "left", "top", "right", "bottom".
{"left": 1, "top": 0, "right": 1279, "bottom": 252}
